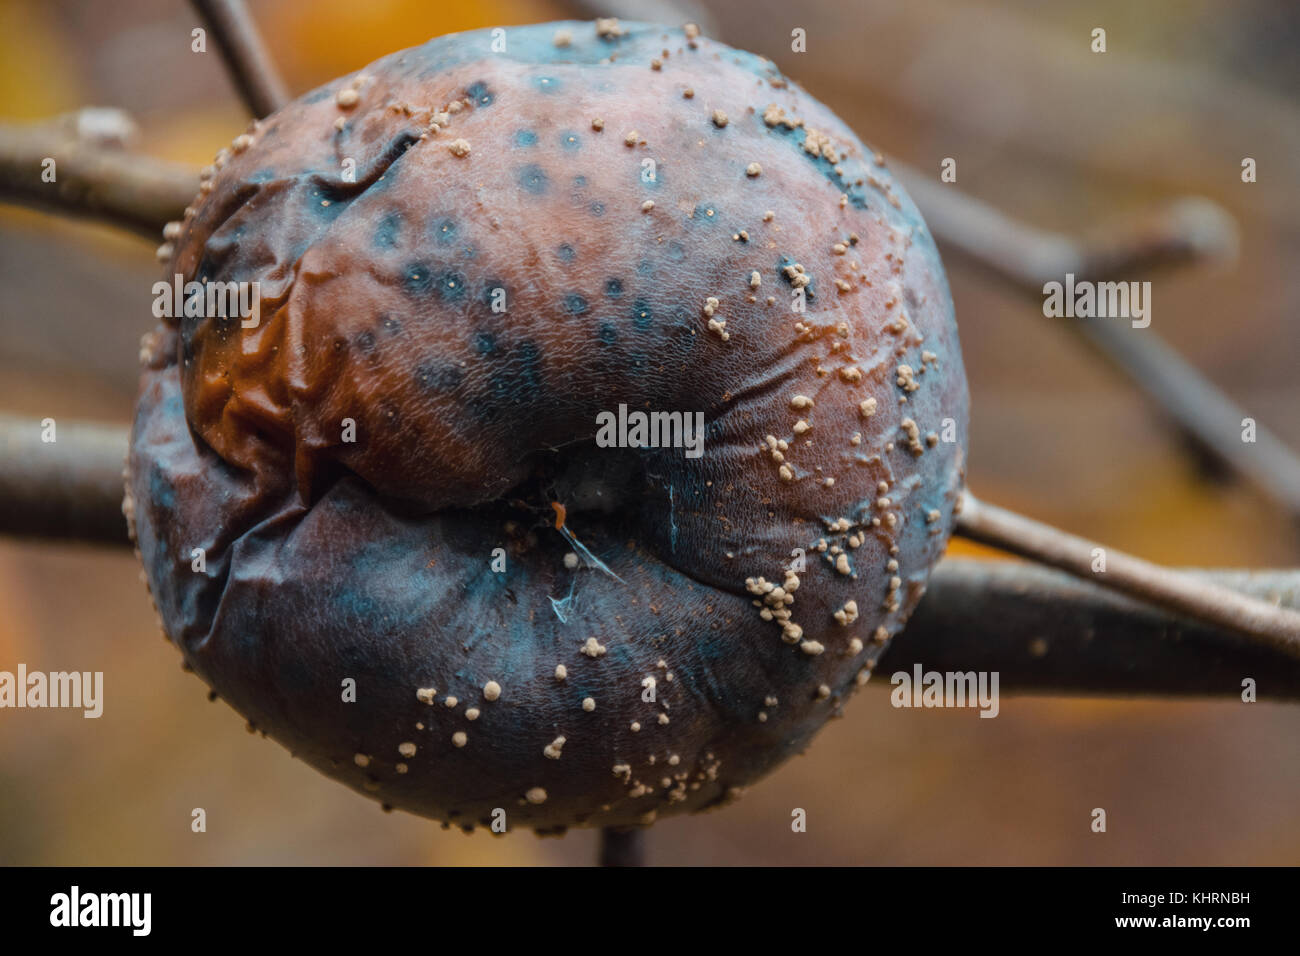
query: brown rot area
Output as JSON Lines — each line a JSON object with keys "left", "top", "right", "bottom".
{"left": 133, "top": 19, "right": 969, "bottom": 831}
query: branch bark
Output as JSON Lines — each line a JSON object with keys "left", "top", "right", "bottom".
{"left": 191, "top": 0, "right": 290, "bottom": 119}
{"left": 879, "top": 560, "right": 1300, "bottom": 700}
{"left": 598, "top": 826, "right": 646, "bottom": 866}
{"left": 955, "top": 491, "right": 1300, "bottom": 652}
{"left": 0, "top": 414, "right": 128, "bottom": 545}
{"left": 893, "top": 162, "right": 1300, "bottom": 525}
{"left": 0, "top": 113, "right": 196, "bottom": 239}
{"left": 893, "top": 165, "right": 1238, "bottom": 289}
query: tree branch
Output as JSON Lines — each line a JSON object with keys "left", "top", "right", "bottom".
{"left": 191, "top": 0, "right": 290, "bottom": 119}
{"left": 879, "top": 560, "right": 1300, "bottom": 700}
{"left": 955, "top": 491, "right": 1300, "bottom": 652}
{"left": 0, "top": 0, "right": 290, "bottom": 237}
{"left": 0, "top": 414, "right": 128, "bottom": 545}
{"left": 1072, "top": 319, "right": 1300, "bottom": 522}
{"left": 598, "top": 827, "right": 646, "bottom": 866}
{"left": 893, "top": 162, "right": 1300, "bottom": 526}
{"left": 893, "top": 165, "right": 1238, "bottom": 289}
{"left": 0, "top": 112, "right": 196, "bottom": 238}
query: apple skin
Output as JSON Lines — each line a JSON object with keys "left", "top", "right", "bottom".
{"left": 127, "top": 20, "right": 969, "bottom": 831}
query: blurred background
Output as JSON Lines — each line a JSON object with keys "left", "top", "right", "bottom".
{"left": 0, "top": 0, "right": 1297, "bottom": 865}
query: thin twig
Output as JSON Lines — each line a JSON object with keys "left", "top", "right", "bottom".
{"left": 894, "top": 165, "right": 1238, "bottom": 288}
{"left": 0, "top": 414, "right": 128, "bottom": 545}
{"left": 895, "top": 162, "right": 1300, "bottom": 525}
{"left": 880, "top": 561, "right": 1300, "bottom": 700}
{"left": 0, "top": 113, "right": 196, "bottom": 238}
{"left": 954, "top": 490, "right": 1300, "bottom": 653}
{"left": 598, "top": 826, "right": 646, "bottom": 866}
{"left": 1073, "top": 319, "right": 1300, "bottom": 520}
{"left": 191, "top": 0, "right": 290, "bottom": 119}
